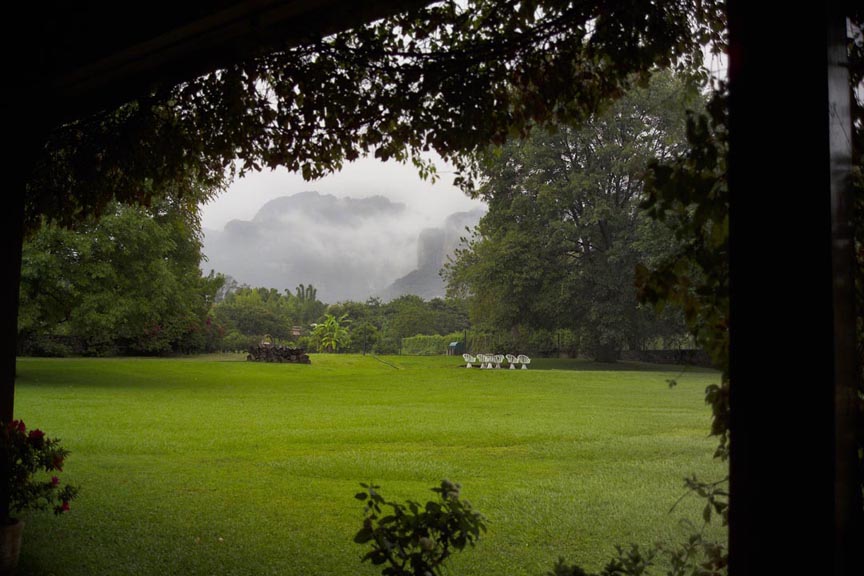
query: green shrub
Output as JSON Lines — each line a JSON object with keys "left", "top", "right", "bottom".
{"left": 19, "top": 335, "right": 75, "bottom": 358}
{"left": 354, "top": 480, "right": 486, "bottom": 576}
{"left": 528, "top": 329, "right": 557, "bottom": 356}
{"left": 401, "top": 334, "right": 447, "bottom": 356}
{"left": 373, "top": 336, "right": 401, "bottom": 355}
{"left": 221, "top": 330, "right": 257, "bottom": 353}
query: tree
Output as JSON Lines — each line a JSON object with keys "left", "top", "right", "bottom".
{"left": 213, "top": 287, "right": 293, "bottom": 341}
{"left": 851, "top": 15, "right": 864, "bottom": 541}
{"left": 382, "top": 295, "right": 439, "bottom": 340}
{"left": 351, "top": 322, "right": 379, "bottom": 354}
{"left": 25, "top": 1, "right": 724, "bottom": 237}
{"left": 211, "top": 282, "right": 330, "bottom": 344}
{"left": 637, "top": 88, "right": 729, "bottom": 455}
{"left": 294, "top": 284, "right": 327, "bottom": 326}
{"left": 16, "top": 1, "right": 723, "bottom": 361}
{"left": 18, "top": 200, "right": 223, "bottom": 355}
{"left": 445, "top": 72, "right": 699, "bottom": 360}
{"left": 312, "top": 313, "right": 351, "bottom": 352}
{"left": 213, "top": 275, "right": 240, "bottom": 304}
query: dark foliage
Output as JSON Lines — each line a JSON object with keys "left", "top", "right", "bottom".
{"left": 354, "top": 480, "right": 486, "bottom": 576}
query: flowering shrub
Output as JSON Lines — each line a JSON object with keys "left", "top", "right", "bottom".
{"left": 0, "top": 420, "right": 78, "bottom": 521}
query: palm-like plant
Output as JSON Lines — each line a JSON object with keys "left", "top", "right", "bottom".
{"left": 312, "top": 313, "right": 350, "bottom": 353}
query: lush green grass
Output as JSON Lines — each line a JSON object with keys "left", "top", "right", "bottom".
{"left": 13, "top": 354, "right": 725, "bottom": 575}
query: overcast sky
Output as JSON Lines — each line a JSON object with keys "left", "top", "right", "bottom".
{"left": 199, "top": 154, "right": 485, "bottom": 232}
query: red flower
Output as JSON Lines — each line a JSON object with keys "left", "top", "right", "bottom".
{"left": 28, "top": 429, "right": 45, "bottom": 447}
{"left": 61, "top": 501, "right": 70, "bottom": 512}
{"left": 51, "top": 476, "right": 60, "bottom": 486}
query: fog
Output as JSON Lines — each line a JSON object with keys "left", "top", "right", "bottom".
{"left": 200, "top": 156, "right": 485, "bottom": 302}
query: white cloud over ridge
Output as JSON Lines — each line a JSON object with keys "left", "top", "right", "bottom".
{"left": 199, "top": 155, "right": 485, "bottom": 302}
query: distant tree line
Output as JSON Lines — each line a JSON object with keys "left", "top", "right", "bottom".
{"left": 212, "top": 283, "right": 327, "bottom": 352}
{"left": 213, "top": 292, "right": 471, "bottom": 356}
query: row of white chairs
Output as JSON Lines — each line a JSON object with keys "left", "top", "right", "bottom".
{"left": 462, "top": 353, "right": 531, "bottom": 369}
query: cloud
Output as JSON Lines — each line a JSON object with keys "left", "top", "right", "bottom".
{"left": 378, "top": 208, "right": 485, "bottom": 301}
{"left": 203, "top": 192, "right": 427, "bottom": 302}
{"left": 199, "top": 154, "right": 483, "bottom": 232}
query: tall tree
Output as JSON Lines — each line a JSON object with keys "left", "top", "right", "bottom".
{"left": 19, "top": 200, "right": 223, "bottom": 355}
{"left": 294, "top": 284, "right": 326, "bottom": 326}
{"left": 445, "top": 72, "right": 700, "bottom": 360}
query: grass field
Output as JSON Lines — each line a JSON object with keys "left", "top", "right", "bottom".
{"left": 13, "top": 354, "right": 726, "bottom": 576}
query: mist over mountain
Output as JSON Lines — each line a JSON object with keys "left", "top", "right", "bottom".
{"left": 201, "top": 191, "right": 484, "bottom": 303}
{"left": 378, "top": 208, "right": 484, "bottom": 301}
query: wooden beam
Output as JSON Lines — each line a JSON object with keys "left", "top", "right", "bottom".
{"left": 727, "top": 1, "right": 861, "bottom": 574}
{"left": 827, "top": 3, "right": 864, "bottom": 573}
{"left": 26, "top": 0, "right": 431, "bottom": 125}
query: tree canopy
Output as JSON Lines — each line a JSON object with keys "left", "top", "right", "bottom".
{"left": 444, "top": 71, "right": 700, "bottom": 360}
{"left": 18, "top": 199, "right": 223, "bottom": 355}
{"left": 26, "top": 0, "right": 725, "bottom": 232}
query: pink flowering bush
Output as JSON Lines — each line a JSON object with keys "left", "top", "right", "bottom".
{"left": 0, "top": 420, "right": 78, "bottom": 522}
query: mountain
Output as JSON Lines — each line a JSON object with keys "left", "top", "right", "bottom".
{"left": 379, "top": 208, "right": 484, "bottom": 301}
{"left": 201, "top": 192, "right": 484, "bottom": 303}
{"left": 202, "top": 192, "right": 418, "bottom": 303}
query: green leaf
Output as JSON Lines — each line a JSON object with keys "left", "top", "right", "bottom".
{"left": 354, "top": 527, "right": 374, "bottom": 544}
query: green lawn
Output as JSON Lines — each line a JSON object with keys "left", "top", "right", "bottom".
{"left": 13, "top": 354, "right": 726, "bottom": 576}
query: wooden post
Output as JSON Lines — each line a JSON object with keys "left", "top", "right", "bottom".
{"left": 826, "top": 5, "right": 864, "bottom": 573}
{"left": 1, "top": 161, "right": 26, "bottom": 424}
{"left": 0, "top": 131, "right": 28, "bottom": 524}
{"left": 727, "top": 2, "right": 861, "bottom": 574}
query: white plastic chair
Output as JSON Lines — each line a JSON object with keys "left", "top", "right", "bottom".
{"left": 462, "top": 353, "right": 477, "bottom": 368}
{"left": 478, "top": 353, "right": 491, "bottom": 369}
{"left": 517, "top": 354, "right": 531, "bottom": 369}
{"left": 505, "top": 354, "right": 518, "bottom": 369}
{"left": 493, "top": 354, "right": 504, "bottom": 369}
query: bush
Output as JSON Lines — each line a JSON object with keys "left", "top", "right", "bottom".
{"left": 221, "top": 330, "right": 257, "bottom": 353}
{"left": 527, "top": 329, "right": 557, "bottom": 356}
{"left": 354, "top": 480, "right": 486, "bottom": 576}
{"left": 1, "top": 420, "right": 79, "bottom": 520}
{"left": 401, "top": 334, "right": 448, "bottom": 356}
{"left": 294, "top": 335, "right": 315, "bottom": 352}
{"left": 18, "top": 335, "right": 75, "bottom": 358}
{"left": 373, "top": 336, "right": 401, "bottom": 355}
{"left": 347, "top": 322, "right": 379, "bottom": 353}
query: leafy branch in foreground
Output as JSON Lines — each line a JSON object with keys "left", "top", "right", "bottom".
{"left": 29, "top": 1, "right": 725, "bottom": 234}
{"left": 550, "top": 528, "right": 725, "bottom": 576}
{"left": 354, "top": 480, "right": 487, "bottom": 576}
{"left": 636, "top": 87, "right": 729, "bottom": 461}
